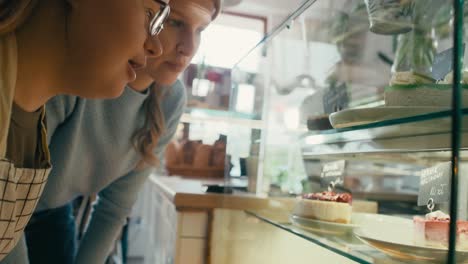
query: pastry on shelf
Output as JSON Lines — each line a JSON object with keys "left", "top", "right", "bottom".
{"left": 437, "top": 70, "right": 468, "bottom": 84}
{"left": 389, "top": 71, "right": 435, "bottom": 86}
{"left": 164, "top": 134, "right": 227, "bottom": 178}
{"left": 181, "top": 140, "right": 201, "bottom": 165}
{"left": 413, "top": 210, "right": 468, "bottom": 249}
{"left": 292, "top": 191, "right": 353, "bottom": 224}
{"left": 193, "top": 144, "right": 213, "bottom": 168}
{"left": 306, "top": 114, "right": 333, "bottom": 131}
{"left": 211, "top": 135, "right": 227, "bottom": 168}
{"left": 165, "top": 140, "right": 182, "bottom": 166}
{"left": 385, "top": 71, "right": 468, "bottom": 107}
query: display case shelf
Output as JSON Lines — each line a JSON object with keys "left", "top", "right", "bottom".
{"left": 311, "top": 109, "right": 468, "bottom": 136}
{"left": 181, "top": 108, "right": 263, "bottom": 129}
{"left": 246, "top": 207, "right": 468, "bottom": 263}
{"left": 301, "top": 111, "right": 468, "bottom": 162}
{"left": 185, "top": 107, "right": 259, "bottom": 120}
{"left": 245, "top": 210, "right": 410, "bottom": 264}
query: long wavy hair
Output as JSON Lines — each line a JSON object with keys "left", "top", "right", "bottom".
{"left": 132, "top": 84, "right": 167, "bottom": 170}
{"left": 0, "top": 0, "right": 39, "bottom": 35}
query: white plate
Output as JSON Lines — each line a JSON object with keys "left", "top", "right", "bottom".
{"left": 329, "top": 107, "right": 447, "bottom": 129}
{"left": 290, "top": 213, "right": 363, "bottom": 236}
{"left": 353, "top": 214, "right": 468, "bottom": 263}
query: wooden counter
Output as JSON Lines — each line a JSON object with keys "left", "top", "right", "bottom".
{"left": 149, "top": 175, "right": 292, "bottom": 212}
{"left": 148, "top": 175, "right": 376, "bottom": 264}
{"left": 147, "top": 175, "right": 298, "bottom": 264}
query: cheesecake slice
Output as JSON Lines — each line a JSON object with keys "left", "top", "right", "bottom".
{"left": 413, "top": 210, "right": 468, "bottom": 249}
{"left": 292, "top": 191, "right": 352, "bottom": 224}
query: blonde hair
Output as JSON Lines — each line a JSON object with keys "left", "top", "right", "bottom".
{"left": 0, "top": 0, "right": 38, "bottom": 35}
{"left": 133, "top": 0, "right": 222, "bottom": 169}
{"left": 132, "top": 84, "right": 167, "bottom": 170}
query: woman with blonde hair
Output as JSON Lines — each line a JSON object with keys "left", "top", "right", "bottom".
{"left": 0, "top": 0, "right": 169, "bottom": 260}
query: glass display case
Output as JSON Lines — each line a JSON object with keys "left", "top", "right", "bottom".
{"left": 162, "top": 11, "right": 266, "bottom": 179}
{"left": 227, "top": 0, "right": 467, "bottom": 263}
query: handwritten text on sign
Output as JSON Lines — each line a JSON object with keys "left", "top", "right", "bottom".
{"left": 417, "top": 162, "right": 451, "bottom": 206}
{"left": 320, "top": 160, "right": 346, "bottom": 189}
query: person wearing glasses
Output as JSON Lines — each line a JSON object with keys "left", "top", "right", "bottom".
{"left": 0, "top": 0, "right": 167, "bottom": 261}
{"left": 2, "top": 0, "right": 221, "bottom": 263}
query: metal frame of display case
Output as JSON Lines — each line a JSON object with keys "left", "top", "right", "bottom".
{"left": 235, "top": 0, "right": 318, "bottom": 68}
{"left": 449, "top": 0, "right": 464, "bottom": 262}
{"left": 231, "top": 0, "right": 466, "bottom": 263}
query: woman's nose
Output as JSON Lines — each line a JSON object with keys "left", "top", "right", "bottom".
{"left": 177, "top": 32, "right": 196, "bottom": 57}
{"left": 145, "top": 35, "right": 164, "bottom": 58}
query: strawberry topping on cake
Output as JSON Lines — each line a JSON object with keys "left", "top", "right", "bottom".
{"left": 424, "top": 210, "right": 450, "bottom": 221}
{"left": 292, "top": 191, "right": 353, "bottom": 224}
{"left": 303, "top": 191, "right": 352, "bottom": 204}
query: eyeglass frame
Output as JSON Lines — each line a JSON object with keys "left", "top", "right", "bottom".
{"left": 149, "top": 0, "right": 171, "bottom": 36}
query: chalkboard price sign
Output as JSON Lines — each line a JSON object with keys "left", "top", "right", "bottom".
{"left": 320, "top": 160, "right": 346, "bottom": 190}
{"left": 417, "top": 162, "right": 451, "bottom": 206}
{"left": 322, "top": 83, "right": 348, "bottom": 114}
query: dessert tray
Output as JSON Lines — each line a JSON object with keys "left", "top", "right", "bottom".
{"left": 329, "top": 106, "right": 447, "bottom": 129}
{"left": 353, "top": 214, "right": 468, "bottom": 263}
{"left": 289, "top": 213, "right": 364, "bottom": 236}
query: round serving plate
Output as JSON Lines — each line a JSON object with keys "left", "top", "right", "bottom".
{"left": 353, "top": 214, "right": 468, "bottom": 263}
{"left": 290, "top": 213, "right": 364, "bottom": 236}
{"left": 329, "top": 107, "right": 447, "bottom": 129}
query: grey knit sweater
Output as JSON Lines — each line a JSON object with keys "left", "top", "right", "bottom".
{"left": 31, "top": 81, "right": 184, "bottom": 263}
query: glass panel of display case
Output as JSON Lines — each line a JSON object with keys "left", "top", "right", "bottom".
{"left": 226, "top": 0, "right": 309, "bottom": 33}
{"left": 167, "top": 12, "right": 266, "bottom": 182}
{"left": 274, "top": 0, "right": 459, "bottom": 131}
{"left": 182, "top": 12, "right": 265, "bottom": 114}
{"left": 227, "top": 0, "right": 465, "bottom": 263}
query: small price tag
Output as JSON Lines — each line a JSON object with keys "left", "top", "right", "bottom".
{"left": 323, "top": 83, "right": 348, "bottom": 114}
{"left": 431, "top": 44, "right": 465, "bottom": 81}
{"left": 417, "top": 162, "right": 451, "bottom": 206}
{"left": 320, "top": 160, "right": 346, "bottom": 189}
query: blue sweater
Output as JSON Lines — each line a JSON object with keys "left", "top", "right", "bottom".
{"left": 41, "top": 81, "right": 185, "bottom": 263}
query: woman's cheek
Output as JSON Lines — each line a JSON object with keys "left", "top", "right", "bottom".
{"left": 116, "top": 2, "right": 147, "bottom": 47}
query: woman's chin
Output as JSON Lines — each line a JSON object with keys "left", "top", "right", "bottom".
{"left": 153, "top": 75, "right": 179, "bottom": 87}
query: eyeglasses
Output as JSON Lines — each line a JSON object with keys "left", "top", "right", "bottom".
{"left": 149, "top": 0, "right": 170, "bottom": 36}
